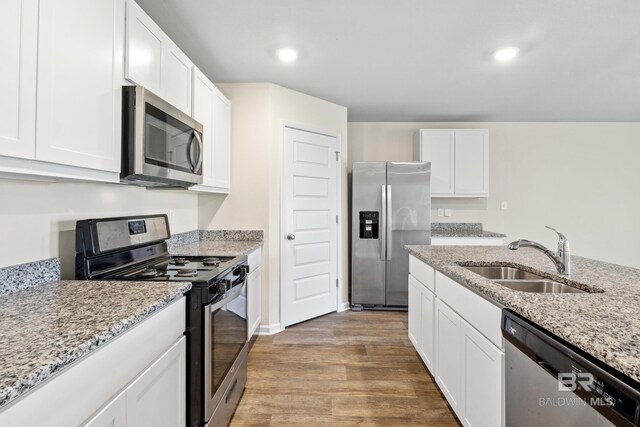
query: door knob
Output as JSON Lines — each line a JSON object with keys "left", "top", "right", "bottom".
{"left": 286, "top": 233, "right": 296, "bottom": 240}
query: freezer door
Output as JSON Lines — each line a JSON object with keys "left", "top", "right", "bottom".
{"left": 386, "top": 162, "right": 431, "bottom": 306}
{"left": 351, "top": 162, "right": 387, "bottom": 305}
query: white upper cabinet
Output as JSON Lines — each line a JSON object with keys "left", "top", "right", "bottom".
{"left": 36, "top": 0, "right": 124, "bottom": 173}
{"left": 0, "top": 0, "right": 124, "bottom": 181}
{"left": 126, "top": 0, "right": 193, "bottom": 116}
{"left": 211, "top": 84, "right": 231, "bottom": 190}
{"left": 0, "top": 0, "right": 38, "bottom": 160}
{"left": 190, "top": 67, "right": 231, "bottom": 193}
{"left": 414, "top": 129, "right": 489, "bottom": 197}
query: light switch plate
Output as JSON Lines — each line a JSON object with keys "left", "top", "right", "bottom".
{"left": 444, "top": 208, "right": 452, "bottom": 217}
{"left": 501, "top": 201, "right": 508, "bottom": 210}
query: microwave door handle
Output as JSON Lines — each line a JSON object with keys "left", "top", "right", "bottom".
{"left": 193, "top": 131, "right": 203, "bottom": 173}
{"left": 186, "top": 133, "right": 196, "bottom": 171}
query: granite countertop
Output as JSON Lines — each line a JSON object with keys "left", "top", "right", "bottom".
{"left": 431, "top": 229, "right": 506, "bottom": 238}
{"left": 405, "top": 245, "right": 640, "bottom": 383}
{"left": 431, "top": 222, "right": 506, "bottom": 238}
{"left": 0, "top": 280, "right": 191, "bottom": 409}
{"left": 170, "top": 240, "right": 262, "bottom": 257}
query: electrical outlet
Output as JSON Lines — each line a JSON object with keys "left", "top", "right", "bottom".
{"left": 444, "top": 208, "right": 452, "bottom": 217}
{"left": 501, "top": 201, "right": 508, "bottom": 210}
{"left": 437, "top": 208, "right": 444, "bottom": 217}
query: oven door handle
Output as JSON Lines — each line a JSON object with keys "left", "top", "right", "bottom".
{"left": 208, "top": 283, "right": 244, "bottom": 313}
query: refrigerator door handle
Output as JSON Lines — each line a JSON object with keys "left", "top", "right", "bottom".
{"left": 386, "top": 185, "right": 392, "bottom": 260}
{"left": 380, "top": 184, "right": 386, "bottom": 261}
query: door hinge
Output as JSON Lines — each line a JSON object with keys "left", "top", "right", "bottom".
{"left": 335, "top": 151, "right": 340, "bottom": 161}
{"left": 336, "top": 278, "right": 339, "bottom": 288}
{"left": 336, "top": 215, "right": 339, "bottom": 224}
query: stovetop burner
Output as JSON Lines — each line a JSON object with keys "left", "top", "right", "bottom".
{"left": 175, "top": 268, "right": 198, "bottom": 277}
{"left": 170, "top": 257, "right": 190, "bottom": 266}
{"left": 137, "top": 268, "right": 166, "bottom": 278}
{"left": 202, "top": 257, "right": 222, "bottom": 267}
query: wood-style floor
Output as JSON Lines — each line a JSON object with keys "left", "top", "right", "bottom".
{"left": 230, "top": 310, "right": 460, "bottom": 426}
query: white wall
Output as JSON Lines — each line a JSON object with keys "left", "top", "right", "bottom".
{"left": 349, "top": 122, "right": 640, "bottom": 268}
{"left": 199, "top": 83, "right": 349, "bottom": 329}
{"left": 0, "top": 179, "right": 198, "bottom": 277}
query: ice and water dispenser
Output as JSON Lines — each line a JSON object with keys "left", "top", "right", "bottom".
{"left": 358, "top": 211, "right": 379, "bottom": 239}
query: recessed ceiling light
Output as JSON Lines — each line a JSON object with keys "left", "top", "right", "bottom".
{"left": 276, "top": 48, "right": 298, "bottom": 63}
{"left": 493, "top": 46, "right": 519, "bottom": 62}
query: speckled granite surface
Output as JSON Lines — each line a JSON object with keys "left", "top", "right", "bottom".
{"left": 166, "top": 230, "right": 201, "bottom": 251}
{"left": 200, "top": 230, "right": 264, "bottom": 242}
{"left": 171, "top": 240, "right": 262, "bottom": 257}
{"left": 167, "top": 230, "right": 263, "bottom": 252}
{"left": 405, "top": 245, "right": 640, "bottom": 383}
{"left": 431, "top": 222, "right": 506, "bottom": 238}
{"left": 0, "top": 280, "right": 191, "bottom": 409}
{"left": 0, "top": 258, "right": 60, "bottom": 296}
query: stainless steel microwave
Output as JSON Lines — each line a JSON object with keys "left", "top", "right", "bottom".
{"left": 121, "top": 85, "right": 204, "bottom": 187}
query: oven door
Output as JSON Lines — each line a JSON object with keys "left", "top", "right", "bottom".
{"left": 203, "top": 278, "right": 248, "bottom": 422}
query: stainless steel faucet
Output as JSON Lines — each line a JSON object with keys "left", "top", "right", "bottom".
{"left": 508, "top": 226, "right": 571, "bottom": 275}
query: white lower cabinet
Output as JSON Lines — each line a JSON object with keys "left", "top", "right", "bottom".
{"left": 408, "top": 274, "right": 435, "bottom": 373}
{"left": 125, "top": 337, "right": 186, "bottom": 427}
{"left": 409, "top": 259, "right": 504, "bottom": 427}
{"left": 83, "top": 391, "right": 126, "bottom": 427}
{"left": 85, "top": 337, "right": 185, "bottom": 427}
{"left": 418, "top": 286, "right": 435, "bottom": 373}
{"left": 462, "top": 321, "right": 503, "bottom": 427}
{"left": 435, "top": 298, "right": 464, "bottom": 415}
{"left": 247, "top": 247, "right": 263, "bottom": 340}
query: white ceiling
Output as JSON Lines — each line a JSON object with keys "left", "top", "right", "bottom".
{"left": 136, "top": 0, "right": 640, "bottom": 122}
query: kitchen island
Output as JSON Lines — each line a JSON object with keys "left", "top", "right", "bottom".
{"left": 405, "top": 245, "right": 640, "bottom": 381}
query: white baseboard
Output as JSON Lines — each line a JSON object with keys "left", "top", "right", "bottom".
{"left": 338, "top": 301, "right": 350, "bottom": 312}
{"left": 256, "top": 323, "right": 282, "bottom": 335}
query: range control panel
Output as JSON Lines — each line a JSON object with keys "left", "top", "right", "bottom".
{"left": 359, "top": 211, "right": 379, "bottom": 239}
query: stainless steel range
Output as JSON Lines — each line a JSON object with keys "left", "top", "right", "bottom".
{"left": 75, "top": 214, "right": 248, "bottom": 427}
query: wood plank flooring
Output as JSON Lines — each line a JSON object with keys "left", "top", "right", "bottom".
{"left": 230, "top": 310, "right": 460, "bottom": 426}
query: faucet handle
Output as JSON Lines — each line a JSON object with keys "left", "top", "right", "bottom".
{"left": 545, "top": 226, "right": 569, "bottom": 250}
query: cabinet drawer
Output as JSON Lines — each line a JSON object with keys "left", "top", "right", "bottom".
{"left": 409, "top": 255, "right": 434, "bottom": 292}
{"left": 247, "top": 247, "right": 262, "bottom": 273}
{"left": 435, "top": 272, "right": 502, "bottom": 348}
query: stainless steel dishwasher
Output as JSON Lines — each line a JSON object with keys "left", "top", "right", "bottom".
{"left": 502, "top": 310, "right": 640, "bottom": 426}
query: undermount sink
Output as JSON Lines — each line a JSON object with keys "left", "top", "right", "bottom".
{"left": 493, "top": 279, "right": 585, "bottom": 294}
{"left": 462, "top": 266, "right": 545, "bottom": 280}
{"left": 461, "top": 265, "right": 586, "bottom": 294}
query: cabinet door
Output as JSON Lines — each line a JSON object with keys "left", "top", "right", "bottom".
{"left": 0, "top": 0, "right": 37, "bottom": 160}
{"left": 454, "top": 130, "right": 488, "bottom": 195}
{"left": 435, "top": 298, "right": 464, "bottom": 417}
{"left": 211, "top": 85, "right": 231, "bottom": 190}
{"left": 419, "top": 286, "right": 435, "bottom": 374}
{"left": 163, "top": 40, "right": 193, "bottom": 116}
{"left": 82, "top": 391, "right": 126, "bottom": 427}
{"left": 125, "top": 0, "right": 163, "bottom": 94}
{"left": 36, "top": 0, "right": 124, "bottom": 172}
{"left": 462, "top": 321, "right": 504, "bottom": 427}
{"left": 407, "top": 275, "right": 420, "bottom": 348}
{"left": 192, "top": 67, "right": 215, "bottom": 186}
{"left": 126, "top": 337, "right": 186, "bottom": 427}
{"left": 419, "top": 130, "right": 454, "bottom": 194}
{"left": 247, "top": 267, "right": 262, "bottom": 340}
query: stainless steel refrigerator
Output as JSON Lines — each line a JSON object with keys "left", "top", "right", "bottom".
{"left": 351, "top": 161, "right": 431, "bottom": 309}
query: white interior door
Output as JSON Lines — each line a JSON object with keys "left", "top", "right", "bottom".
{"left": 283, "top": 126, "right": 338, "bottom": 327}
